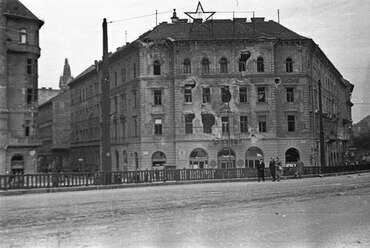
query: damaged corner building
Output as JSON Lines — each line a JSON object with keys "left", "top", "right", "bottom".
{"left": 69, "top": 7, "right": 353, "bottom": 171}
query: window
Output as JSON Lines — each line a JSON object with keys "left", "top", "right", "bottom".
{"left": 286, "top": 87, "right": 294, "bottom": 102}
{"left": 121, "top": 93, "right": 127, "bottom": 110}
{"left": 239, "top": 51, "right": 250, "bottom": 72}
{"left": 154, "top": 60, "right": 161, "bottom": 75}
{"left": 220, "top": 57, "right": 228, "bottom": 73}
{"left": 27, "top": 88, "right": 33, "bottom": 104}
{"left": 132, "top": 90, "right": 137, "bottom": 108}
{"left": 121, "top": 117, "right": 126, "bottom": 138}
{"left": 133, "top": 63, "right": 136, "bottom": 78}
{"left": 202, "top": 58, "right": 210, "bottom": 74}
{"left": 25, "top": 120, "right": 31, "bottom": 136}
{"left": 240, "top": 116, "right": 248, "bottom": 133}
{"left": 184, "top": 88, "right": 192, "bottom": 103}
{"left": 257, "top": 57, "right": 264, "bottom": 72}
{"left": 123, "top": 68, "right": 126, "bottom": 83}
{"left": 258, "top": 116, "right": 267, "bottom": 132}
{"left": 185, "top": 114, "right": 195, "bottom": 134}
{"left": 154, "top": 119, "right": 162, "bottom": 135}
{"left": 183, "top": 58, "right": 191, "bottom": 74}
{"left": 20, "top": 28, "right": 27, "bottom": 43}
{"left": 153, "top": 89, "right": 162, "bottom": 105}
{"left": 27, "top": 59, "right": 32, "bottom": 74}
{"left": 287, "top": 115, "right": 295, "bottom": 132}
{"left": 114, "top": 72, "right": 117, "bottom": 86}
{"left": 222, "top": 116, "right": 229, "bottom": 133}
{"left": 257, "top": 87, "right": 266, "bottom": 102}
{"left": 202, "top": 88, "right": 210, "bottom": 103}
{"left": 239, "top": 87, "right": 247, "bottom": 103}
{"left": 286, "top": 58, "right": 293, "bottom": 73}
{"left": 133, "top": 117, "right": 138, "bottom": 136}
{"left": 202, "top": 114, "right": 215, "bottom": 133}
{"left": 221, "top": 86, "right": 231, "bottom": 103}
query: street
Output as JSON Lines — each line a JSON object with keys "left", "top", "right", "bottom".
{"left": 1, "top": 173, "right": 370, "bottom": 248}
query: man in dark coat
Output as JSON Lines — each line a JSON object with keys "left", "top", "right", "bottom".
{"left": 269, "top": 157, "right": 276, "bottom": 181}
{"left": 257, "top": 159, "right": 265, "bottom": 182}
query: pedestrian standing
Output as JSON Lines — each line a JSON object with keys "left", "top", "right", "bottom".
{"left": 257, "top": 159, "right": 265, "bottom": 182}
{"left": 269, "top": 157, "right": 276, "bottom": 181}
{"left": 296, "top": 158, "right": 304, "bottom": 179}
{"left": 276, "top": 157, "right": 283, "bottom": 181}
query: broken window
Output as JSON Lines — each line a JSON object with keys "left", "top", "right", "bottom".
{"left": 154, "top": 118, "right": 162, "bottom": 135}
{"left": 257, "top": 57, "right": 264, "bottom": 72}
{"left": 154, "top": 60, "right": 161, "bottom": 75}
{"left": 185, "top": 114, "right": 195, "bottom": 134}
{"left": 201, "top": 114, "right": 215, "bottom": 133}
{"left": 221, "top": 86, "right": 231, "bottom": 103}
{"left": 238, "top": 51, "right": 250, "bottom": 72}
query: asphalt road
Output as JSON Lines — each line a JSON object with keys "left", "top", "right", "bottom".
{"left": 1, "top": 173, "right": 370, "bottom": 248}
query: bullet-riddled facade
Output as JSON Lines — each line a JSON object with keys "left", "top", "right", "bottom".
{"left": 69, "top": 9, "right": 353, "bottom": 172}
{"left": 0, "top": 0, "right": 43, "bottom": 174}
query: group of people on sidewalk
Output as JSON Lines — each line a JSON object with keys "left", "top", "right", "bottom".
{"left": 256, "top": 157, "right": 304, "bottom": 182}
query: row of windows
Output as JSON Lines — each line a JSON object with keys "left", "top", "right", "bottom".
{"left": 149, "top": 57, "right": 294, "bottom": 75}
{"left": 151, "top": 86, "right": 296, "bottom": 105}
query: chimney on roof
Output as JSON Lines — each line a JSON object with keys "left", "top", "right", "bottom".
{"left": 171, "top": 9, "right": 179, "bottom": 23}
{"left": 251, "top": 17, "right": 265, "bottom": 23}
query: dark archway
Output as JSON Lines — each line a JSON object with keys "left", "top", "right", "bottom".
{"left": 152, "top": 151, "right": 166, "bottom": 168}
{"left": 217, "top": 148, "right": 236, "bottom": 168}
{"left": 285, "top": 148, "right": 300, "bottom": 165}
{"left": 189, "top": 148, "right": 208, "bottom": 169}
{"left": 11, "top": 154, "right": 24, "bottom": 174}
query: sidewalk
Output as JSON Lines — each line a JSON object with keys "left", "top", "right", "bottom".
{"left": 1, "top": 170, "right": 369, "bottom": 196}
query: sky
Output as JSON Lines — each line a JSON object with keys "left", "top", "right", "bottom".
{"left": 22, "top": 0, "right": 370, "bottom": 123}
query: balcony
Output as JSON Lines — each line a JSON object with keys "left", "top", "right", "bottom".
{"left": 7, "top": 135, "right": 42, "bottom": 148}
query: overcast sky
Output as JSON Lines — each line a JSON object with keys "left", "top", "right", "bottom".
{"left": 22, "top": 0, "right": 370, "bottom": 123}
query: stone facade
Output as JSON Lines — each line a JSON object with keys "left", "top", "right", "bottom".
{"left": 69, "top": 9, "right": 353, "bottom": 172}
{"left": 0, "top": 0, "right": 43, "bottom": 174}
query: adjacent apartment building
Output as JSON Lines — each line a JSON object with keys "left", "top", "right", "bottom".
{"left": 69, "top": 6, "right": 354, "bottom": 172}
{"left": 0, "top": 0, "right": 43, "bottom": 174}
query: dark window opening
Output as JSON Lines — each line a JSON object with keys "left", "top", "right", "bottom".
{"left": 183, "top": 58, "right": 191, "bottom": 74}
{"left": 220, "top": 58, "right": 228, "bottom": 73}
{"left": 240, "top": 116, "right": 248, "bottom": 133}
{"left": 184, "top": 88, "right": 192, "bottom": 103}
{"left": 202, "top": 58, "right": 210, "bottom": 74}
{"left": 185, "top": 114, "right": 195, "bottom": 134}
{"left": 27, "top": 59, "right": 32, "bottom": 74}
{"left": 257, "top": 57, "right": 264, "bottom": 72}
{"left": 257, "top": 87, "right": 266, "bottom": 102}
{"left": 239, "top": 51, "right": 250, "bottom": 72}
{"left": 221, "top": 86, "right": 231, "bottom": 103}
{"left": 258, "top": 116, "right": 267, "bottom": 132}
{"left": 222, "top": 116, "right": 229, "bottom": 133}
{"left": 154, "top": 119, "right": 162, "bottom": 135}
{"left": 154, "top": 89, "right": 162, "bottom": 105}
{"left": 286, "top": 87, "right": 294, "bottom": 102}
{"left": 239, "top": 87, "right": 247, "bottom": 103}
{"left": 154, "top": 60, "right": 161, "bottom": 75}
{"left": 201, "top": 114, "right": 215, "bottom": 134}
{"left": 286, "top": 58, "right": 293, "bottom": 73}
{"left": 288, "top": 115, "right": 296, "bottom": 132}
{"left": 202, "top": 88, "right": 210, "bottom": 103}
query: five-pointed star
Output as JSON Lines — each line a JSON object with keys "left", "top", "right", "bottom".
{"left": 185, "top": 1, "right": 215, "bottom": 24}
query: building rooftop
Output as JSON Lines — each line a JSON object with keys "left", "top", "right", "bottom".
{"left": 5, "top": 0, "right": 44, "bottom": 26}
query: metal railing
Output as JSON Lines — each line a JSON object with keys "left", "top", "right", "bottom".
{"left": 1, "top": 164, "right": 369, "bottom": 190}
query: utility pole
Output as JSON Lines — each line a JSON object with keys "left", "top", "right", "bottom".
{"left": 101, "top": 18, "right": 111, "bottom": 182}
{"left": 318, "top": 80, "right": 326, "bottom": 166}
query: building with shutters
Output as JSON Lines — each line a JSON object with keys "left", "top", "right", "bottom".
{"left": 69, "top": 4, "right": 354, "bottom": 172}
{"left": 0, "top": 0, "right": 43, "bottom": 174}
